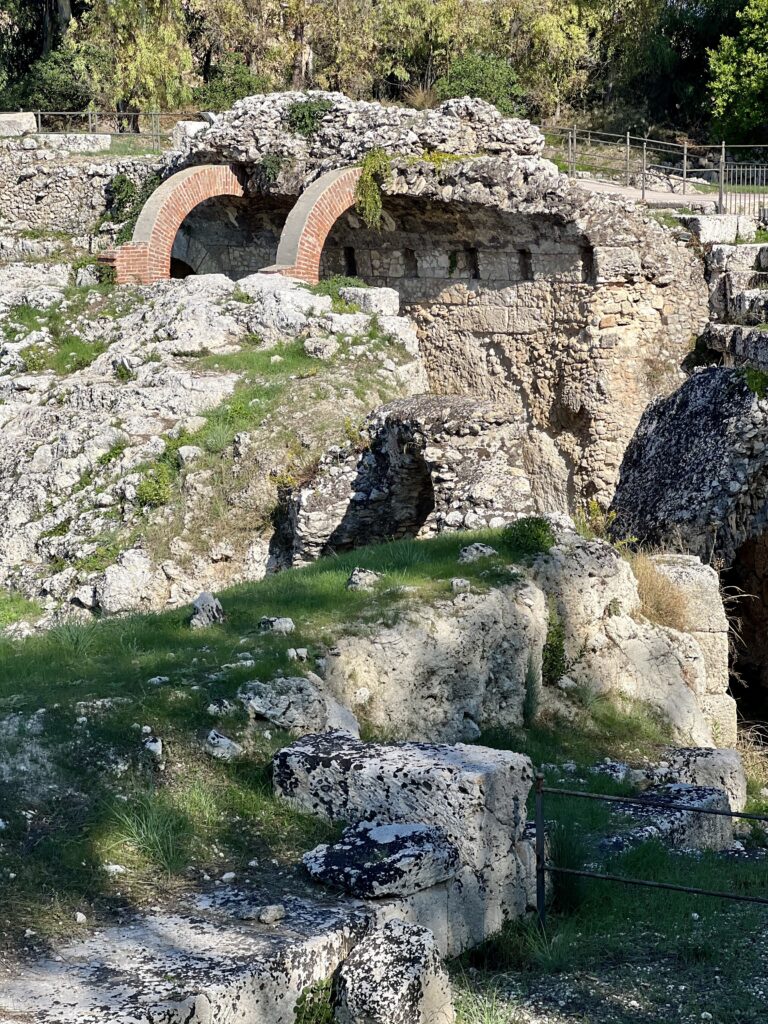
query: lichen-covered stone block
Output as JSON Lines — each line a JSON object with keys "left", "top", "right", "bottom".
{"left": 272, "top": 732, "right": 534, "bottom": 869}
{"left": 303, "top": 821, "right": 460, "bottom": 897}
{"left": 332, "top": 920, "right": 455, "bottom": 1024}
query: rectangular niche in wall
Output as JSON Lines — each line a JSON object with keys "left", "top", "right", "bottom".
{"left": 466, "top": 247, "right": 480, "bottom": 280}
{"left": 403, "top": 248, "right": 419, "bottom": 278}
{"left": 344, "top": 246, "right": 358, "bottom": 277}
{"left": 517, "top": 249, "right": 534, "bottom": 281}
{"left": 580, "top": 244, "right": 596, "bottom": 284}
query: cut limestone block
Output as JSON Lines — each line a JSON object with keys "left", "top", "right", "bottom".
{"left": 303, "top": 821, "right": 460, "bottom": 897}
{"left": 633, "top": 747, "right": 747, "bottom": 812}
{"left": 601, "top": 783, "right": 733, "bottom": 854}
{"left": 272, "top": 732, "right": 534, "bottom": 870}
{"left": 332, "top": 919, "right": 454, "bottom": 1024}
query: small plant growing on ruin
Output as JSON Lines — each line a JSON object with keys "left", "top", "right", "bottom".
{"left": 287, "top": 98, "right": 333, "bottom": 137}
{"left": 355, "top": 148, "right": 392, "bottom": 230}
{"left": 503, "top": 516, "right": 554, "bottom": 556}
{"left": 742, "top": 367, "right": 768, "bottom": 399}
{"left": 542, "top": 599, "right": 567, "bottom": 686}
{"left": 294, "top": 979, "right": 334, "bottom": 1024}
{"left": 628, "top": 552, "right": 690, "bottom": 632}
{"left": 114, "top": 173, "right": 163, "bottom": 245}
{"left": 136, "top": 463, "right": 173, "bottom": 508}
{"left": 259, "top": 153, "right": 284, "bottom": 183}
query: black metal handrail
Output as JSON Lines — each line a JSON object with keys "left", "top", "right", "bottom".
{"left": 534, "top": 773, "right": 768, "bottom": 931}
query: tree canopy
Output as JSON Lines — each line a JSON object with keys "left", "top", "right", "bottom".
{"left": 0, "top": 0, "right": 762, "bottom": 140}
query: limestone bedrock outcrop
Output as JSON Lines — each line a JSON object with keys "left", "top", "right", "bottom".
{"left": 612, "top": 368, "right": 768, "bottom": 565}
{"left": 0, "top": 270, "right": 424, "bottom": 623}
{"left": 321, "top": 525, "right": 734, "bottom": 746}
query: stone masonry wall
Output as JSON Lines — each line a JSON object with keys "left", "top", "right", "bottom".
{"left": 0, "top": 147, "right": 156, "bottom": 237}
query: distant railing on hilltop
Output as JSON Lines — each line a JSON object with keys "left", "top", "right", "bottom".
{"left": 545, "top": 127, "right": 768, "bottom": 217}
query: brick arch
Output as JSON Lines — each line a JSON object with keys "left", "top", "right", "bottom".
{"left": 273, "top": 167, "right": 362, "bottom": 284}
{"left": 104, "top": 164, "right": 246, "bottom": 284}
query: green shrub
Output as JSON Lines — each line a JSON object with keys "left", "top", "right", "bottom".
{"left": 112, "top": 173, "right": 163, "bottom": 245}
{"left": 743, "top": 367, "right": 768, "bottom": 398}
{"left": 294, "top": 979, "right": 334, "bottom": 1024}
{"left": 503, "top": 516, "right": 554, "bottom": 556}
{"left": 287, "top": 98, "right": 333, "bottom": 137}
{"left": 307, "top": 275, "right": 366, "bottom": 313}
{"left": 0, "top": 49, "right": 91, "bottom": 111}
{"left": 136, "top": 463, "right": 173, "bottom": 508}
{"left": 193, "top": 53, "right": 271, "bottom": 110}
{"left": 354, "top": 148, "right": 392, "bottom": 230}
{"left": 434, "top": 53, "right": 526, "bottom": 116}
{"left": 542, "top": 600, "right": 567, "bottom": 686}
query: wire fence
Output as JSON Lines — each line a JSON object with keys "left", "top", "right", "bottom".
{"left": 534, "top": 773, "right": 768, "bottom": 932}
{"left": 544, "top": 127, "right": 768, "bottom": 218}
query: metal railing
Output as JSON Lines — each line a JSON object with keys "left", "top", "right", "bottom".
{"left": 544, "top": 127, "right": 768, "bottom": 217}
{"left": 0, "top": 109, "right": 205, "bottom": 153}
{"left": 533, "top": 773, "right": 768, "bottom": 931}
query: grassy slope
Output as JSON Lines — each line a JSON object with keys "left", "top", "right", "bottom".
{"left": 2, "top": 522, "right": 767, "bottom": 1023}
{"left": 0, "top": 527, "right": 533, "bottom": 951}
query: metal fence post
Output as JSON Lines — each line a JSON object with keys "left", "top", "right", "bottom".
{"left": 683, "top": 141, "right": 688, "bottom": 195}
{"left": 572, "top": 124, "right": 577, "bottom": 177}
{"left": 719, "top": 141, "right": 726, "bottom": 214}
{"left": 35, "top": 110, "right": 41, "bottom": 133}
{"left": 625, "top": 131, "right": 630, "bottom": 187}
{"left": 535, "top": 772, "right": 546, "bottom": 931}
{"left": 642, "top": 139, "right": 647, "bottom": 201}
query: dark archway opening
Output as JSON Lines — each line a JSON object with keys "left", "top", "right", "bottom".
{"left": 322, "top": 445, "right": 437, "bottom": 556}
{"left": 170, "top": 257, "right": 195, "bottom": 279}
{"left": 171, "top": 193, "right": 294, "bottom": 280}
{"left": 722, "top": 535, "right": 768, "bottom": 721}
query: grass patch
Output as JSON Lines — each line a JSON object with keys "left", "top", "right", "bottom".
{"left": 742, "top": 366, "right": 768, "bottom": 398}
{"left": 305, "top": 275, "right": 367, "bottom": 314}
{"left": 0, "top": 591, "right": 43, "bottom": 628}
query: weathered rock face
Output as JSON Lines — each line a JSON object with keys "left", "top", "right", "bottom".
{"left": 274, "top": 733, "right": 539, "bottom": 956}
{"left": 332, "top": 919, "right": 455, "bottom": 1024}
{"left": 611, "top": 368, "right": 768, "bottom": 564}
{"left": 303, "top": 822, "right": 460, "bottom": 898}
{"left": 602, "top": 784, "right": 733, "bottom": 854}
{"left": 321, "top": 527, "right": 734, "bottom": 747}
{"left": 181, "top": 92, "right": 545, "bottom": 182}
{"left": 273, "top": 732, "right": 533, "bottom": 870}
{"left": 289, "top": 395, "right": 543, "bottom": 564}
{"left": 323, "top": 578, "right": 547, "bottom": 744}
{"left": 0, "top": 271, "right": 425, "bottom": 622}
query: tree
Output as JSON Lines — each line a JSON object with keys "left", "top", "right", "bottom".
{"left": 434, "top": 52, "right": 526, "bottom": 116}
{"left": 709, "top": 0, "right": 768, "bottom": 140}
{"left": 70, "top": 0, "right": 193, "bottom": 110}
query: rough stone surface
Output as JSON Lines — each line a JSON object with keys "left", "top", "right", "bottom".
{"left": 602, "top": 783, "right": 733, "bottom": 853}
{"left": 332, "top": 919, "right": 455, "bottom": 1024}
{"left": 633, "top": 747, "right": 748, "bottom": 812}
{"left": 273, "top": 732, "right": 533, "bottom": 870}
{"left": 240, "top": 676, "right": 360, "bottom": 737}
{"left": 191, "top": 591, "right": 225, "bottom": 629}
{"left": 289, "top": 396, "right": 540, "bottom": 563}
{"left": 611, "top": 368, "right": 768, "bottom": 565}
{"left": 0, "top": 887, "right": 368, "bottom": 1024}
{"left": 303, "top": 821, "right": 460, "bottom": 898}
{"left": 323, "top": 579, "right": 547, "bottom": 743}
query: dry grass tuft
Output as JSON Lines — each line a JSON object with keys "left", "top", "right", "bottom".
{"left": 737, "top": 723, "right": 768, "bottom": 790}
{"left": 629, "top": 552, "right": 690, "bottom": 632}
{"left": 403, "top": 83, "right": 438, "bottom": 109}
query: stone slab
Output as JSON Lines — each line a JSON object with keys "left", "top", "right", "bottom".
{"left": 273, "top": 732, "right": 534, "bottom": 869}
{"left": 0, "top": 888, "right": 368, "bottom": 1024}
